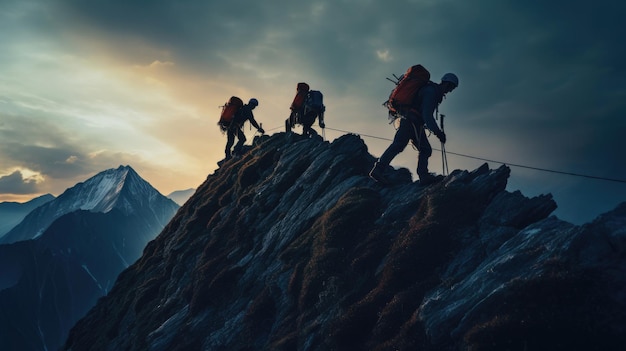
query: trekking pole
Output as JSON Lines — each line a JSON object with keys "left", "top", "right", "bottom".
{"left": 440, "top": 114, "right": 449, "bottom": 176}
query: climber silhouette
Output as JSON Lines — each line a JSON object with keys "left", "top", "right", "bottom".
{"left": 370, "top": 72, "right": 459, "bottom": 185}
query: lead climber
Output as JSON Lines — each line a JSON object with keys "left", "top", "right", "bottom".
{"left": 369, "top": 71, "right": 459, "bottom": 185}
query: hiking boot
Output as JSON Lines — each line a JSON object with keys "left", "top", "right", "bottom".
{"left": 369, "top": 162, "right": 388, "bottom": 184}
{"left": 418, "top": 173, "right": 444, "bottom": 186}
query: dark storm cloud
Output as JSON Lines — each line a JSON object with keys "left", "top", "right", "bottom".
{"left": 1, "top": 112, "right": 84, "bottom": 176}
{"left": 48, "top": 0, "right": 297, "bottom": 69}
{"left": 0, "top": 171, "right": 39, "bottom": 194}
{"left": 2, "top": 141, "right": 97, "bottom": 178}
{"left": 46, "top": 0, "right": 406, "bottom": 91}
{"left": 35, "top": 0, "right": 626, "bottom": 92}
{"left": 378, "top": 0, "right": 626, "bottom": 115}
{"left": 384, "top": 1, "right": 626, "bottom": 175}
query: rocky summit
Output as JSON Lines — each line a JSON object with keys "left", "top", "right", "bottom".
{"left": 64, "top": 132, "right": 626, "bottom": 351}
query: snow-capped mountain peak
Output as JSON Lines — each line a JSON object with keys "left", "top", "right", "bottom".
{"left": 0, "top": 165, "right": 178, "bottom": 244}
{"left": 71, "top": 165, "right": 130, "bottom": 213}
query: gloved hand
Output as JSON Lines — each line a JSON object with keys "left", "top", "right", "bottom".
{"left": 437, "top": 131, "right": 447, "bottom": 144}
{"left": 258, "top": 128, "right": 265, "bottom": 134}
{"left": 320, "top": 121, "right": 325, "bottom": 128}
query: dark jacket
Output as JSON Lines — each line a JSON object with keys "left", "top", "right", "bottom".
{"left": 234, "top": 105, "right": 261, "bottom": 130}
{"left": 413, "top": 82, "right": 444, "bottom": 135}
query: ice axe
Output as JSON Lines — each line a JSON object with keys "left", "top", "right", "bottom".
{"left": 440, "top": 114, "right": 449, "bottom": 176}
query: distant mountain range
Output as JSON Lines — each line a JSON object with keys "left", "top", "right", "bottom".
{"left": 0, "top": 165, "right": 177, "bottom": 244}
{"left": 0, "top": 194, "right": 55, "bottom": 237}
{"left": 167, "top": 188, "right": 195, "bottom": 206}
{"left": 0, "top": 165, "right": 180, "bottom": 351}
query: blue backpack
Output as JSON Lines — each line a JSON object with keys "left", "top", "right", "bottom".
{"left": 304, "top": 90, "right": 324, "bottom": 115}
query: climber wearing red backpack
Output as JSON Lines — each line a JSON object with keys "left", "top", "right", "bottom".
{"left": 285, "top": 83, "right": 327, "bottom": 138}
{"left": 285, "top": 82, "right": 310, "bottom": 133}
{"left": 370, "top": 71, "right": 459, "bottom": 185}
{"left": 301, "top": 90, "right": 326, "bottom": 137}
{"left": 223, "top": 98, "right": 264, "bottom": 161}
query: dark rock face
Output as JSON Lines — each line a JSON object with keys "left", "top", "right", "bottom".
{"left": 63, "top": 133, "right": 626, "bottom": 351}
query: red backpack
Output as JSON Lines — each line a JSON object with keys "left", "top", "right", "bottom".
{"left": 290, "top": 82, "right": 310, "bottom": 111}
{"left": 385, "top": 64, "right": 430, "bottom": 116}
{"left": 219, "top": 96, "right": 244, "bottom": 129}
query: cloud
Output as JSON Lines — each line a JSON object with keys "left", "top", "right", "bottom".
{"left": 0, "top": 108, "right": 152, "bottom": 186}
{"left": 0, "top": 171, "right": 40, "bottom": 194}
{"left": 376, "top": 49, "right": 392, "bottom": 62}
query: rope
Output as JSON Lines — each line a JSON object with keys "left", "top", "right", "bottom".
{"left": 323, "top": 127, "right": 626, "bottom": 184}
{"left": 323, "top": 127, "right": 393, "bottom": 141}
{"left": 440, "top": 150, "right": 626, "bottom": 184}
{"left": 250, "top": 124, "right": 626, "bottom": 184}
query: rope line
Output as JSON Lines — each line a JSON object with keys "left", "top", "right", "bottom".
{"left": 253, "top": 125, "right": 626, "bottom": 184}
{"left": 441, "top": 150, "right": 626, "bottom": 183}
{"left": 324, "top": 127, "right": 626, "bottom": 184}
{"left": 324, "top": 127, "right": 392, "bottom": 141}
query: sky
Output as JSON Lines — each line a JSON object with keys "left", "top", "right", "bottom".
{"left": 1, "top": 0, "right": 625, "bottom": 225}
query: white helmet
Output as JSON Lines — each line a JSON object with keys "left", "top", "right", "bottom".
{"left": 249, "top": 98, "right": 259, "bottom": 106}
{"left": 441, "top": 73, "right": 459, "bottom": 87}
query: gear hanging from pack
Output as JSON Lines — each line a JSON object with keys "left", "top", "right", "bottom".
{"left": 384, "top": 64, "right": 431, "bottom": 118}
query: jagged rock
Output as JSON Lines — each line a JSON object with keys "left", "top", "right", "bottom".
{"left": 63, "top": 133, "right": 626, "bottom": 351}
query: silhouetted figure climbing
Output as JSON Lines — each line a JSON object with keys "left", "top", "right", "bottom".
{"left": 370, "top": 69, "right": 458, "bottom": 185}
{"left": 285, "top": 83, "right": 326, "bottom": 138}
{"left": 219, "top": 97, "right": 264, "bottom": 162}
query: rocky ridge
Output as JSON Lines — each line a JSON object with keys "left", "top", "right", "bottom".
{"left": 64, "top": 132, "right": 626, "bottom": 351}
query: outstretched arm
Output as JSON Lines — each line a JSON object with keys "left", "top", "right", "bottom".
{"left": 249, "top": 114, "right": 264, "bottom": 133}
{"left": 249, "top": 118, "right": 261, "bottom": 130}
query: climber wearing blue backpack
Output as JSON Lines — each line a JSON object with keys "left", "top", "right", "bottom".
{"left": 301, "top": 90, "right": 326, "bottom": 137}
{"left": 370, "top": 70, "right": 459, "bottom": 185}
{"left": 285, "top": 83, "right": 326, "bottom": 138}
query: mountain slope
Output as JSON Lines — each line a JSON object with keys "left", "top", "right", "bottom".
{"left": 0, "top": 211, "right": 150, "bottom": 351}
{"left": 63, "top": 133, "right": 626, "bottom": 351}
{"left": 0, "top": 194, "right": 55, "bottom": 237}
{"left": 0, "top": 167, "right": 180, "bottom": 351}
{"left": 0, "top": 165, "right": 174, "bottom": 244}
